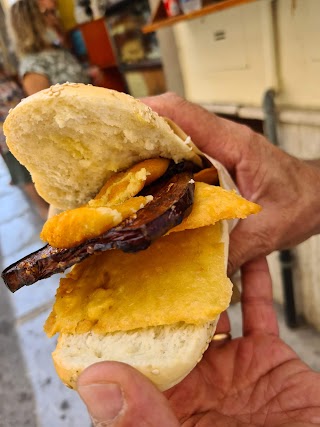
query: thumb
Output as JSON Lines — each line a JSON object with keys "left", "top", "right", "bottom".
{"left": 77, "top": 361, "right": 179, "bottom": 427}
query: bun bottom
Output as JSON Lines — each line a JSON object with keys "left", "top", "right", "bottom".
{"left": 53, "top": 319, "right": 218, "bottom": 391}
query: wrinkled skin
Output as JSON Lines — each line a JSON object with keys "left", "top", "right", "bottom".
{"left": 143, "top": 93, "right": 320, "bottom": 275}
{"left": 77, "top": 258, "right": 320, "bottom": 427}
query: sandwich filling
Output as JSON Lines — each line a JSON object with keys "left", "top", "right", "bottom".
{"left": 42, "top": 158, "right": 260, "bottom": 337}
{"left": 2, "top": 157, "right": 261, "bottom": 337}
{"left": 45, "top": 224, "right": 228, "bottom": 336}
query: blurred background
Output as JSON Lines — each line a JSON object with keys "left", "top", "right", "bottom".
{"left": 0, "top": 0, "right": 319, "bottom": 425}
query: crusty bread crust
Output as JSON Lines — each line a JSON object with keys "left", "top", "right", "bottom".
{"left": 53, "top": 320, "right": 218, "bottom": 391}
{"left": 4, "top": 83, "right": 200, "bottom": 210}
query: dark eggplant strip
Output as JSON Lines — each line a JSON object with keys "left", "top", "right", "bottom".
{"left": 2, "top": 171, "right": 194, "bottom": 293}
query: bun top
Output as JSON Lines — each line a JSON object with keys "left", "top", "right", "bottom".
{"left": 4, "top": 83, "right": 198, "bottom": 209}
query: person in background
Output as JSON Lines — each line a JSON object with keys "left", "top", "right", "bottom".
{"left": 0, "top": 65, "right": 49, "bottom": 220}
{"left": 9, "top": 0, "right": 103, "bottom": 96}
{"left": 76, "top": 93, "right": 320, "bottom": 426}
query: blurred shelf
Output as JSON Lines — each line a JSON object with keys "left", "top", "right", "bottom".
{"left": 120, "top": 58, "right": 162, "bottom": 71}
{"left": 105, "top": 0, "right": 132, "bottom": 15}
{"left": 142, "top": 0, "right": 258, "bottom": 33}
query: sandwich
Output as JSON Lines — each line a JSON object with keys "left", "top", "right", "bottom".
{"left": 1, "top": 83, "right": 261, "bottom": 391}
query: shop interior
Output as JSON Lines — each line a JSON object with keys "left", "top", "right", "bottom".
{"left": 0, "top": 0, "right": 240, "bottom": 98}
{"left": 0, "top": 0, "right": 166, "bottom": 96}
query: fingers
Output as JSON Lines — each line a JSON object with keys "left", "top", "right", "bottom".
{"left": 77, "top": 361, "right": 179, "bottom": 427}
{"left": 215, "top": 311, "right": 231, "bottom": 335}
{"left": 227, "top": 218, "right": 271, "bottom": 276}
{"left": 227, "top": 223, "right": 251, "bottom": 275}
{"left": 241, "top": 257, "right": 279, "bottom": 336}
{"left": 142, "top": 93, "right": 247, "bottom": 171}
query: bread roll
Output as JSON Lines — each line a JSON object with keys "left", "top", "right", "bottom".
{"left": 4, "top": 84, "right": 237, "bottom": 392}
{"left": 53, "top": 320, "right": 218, "bottom": 391}
{"left": 4, "top": 83, "right": 199, "bottom": 210}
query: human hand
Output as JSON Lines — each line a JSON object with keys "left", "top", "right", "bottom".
{"left": 143, "top": 93, "right": 320, "bottom": 274}
{"left": 77, "top": 257, "right": 320, "bottom": 426}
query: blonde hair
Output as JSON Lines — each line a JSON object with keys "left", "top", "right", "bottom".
{"left": 9, "top": 0, "right": 48, "bottom": 56}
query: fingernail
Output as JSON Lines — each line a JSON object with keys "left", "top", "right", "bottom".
{"left": 78, "top": 383, "right": 123, "bottom": 423}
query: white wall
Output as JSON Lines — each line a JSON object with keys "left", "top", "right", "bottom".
{"left": 277, "top": 0, "right": 320, "bottom": 108}
{"left": 173, "top": 1, "right": 275, "bottom": 105}
{"left": 172, "top": 0, "right": 320, "bottom": 109}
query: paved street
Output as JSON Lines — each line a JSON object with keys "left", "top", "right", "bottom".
{"left": 0, "top": 157, "right": 90, "bottom": 427}
{"left": 0, "top": 156, "right": 319, "bottom": 426}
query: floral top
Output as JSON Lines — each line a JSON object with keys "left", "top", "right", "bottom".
{"left": 0, "top": 73, "right": 24, "bottom": 154}
{"left": 19, "top": 48, "right": 90, "bottom": 86}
